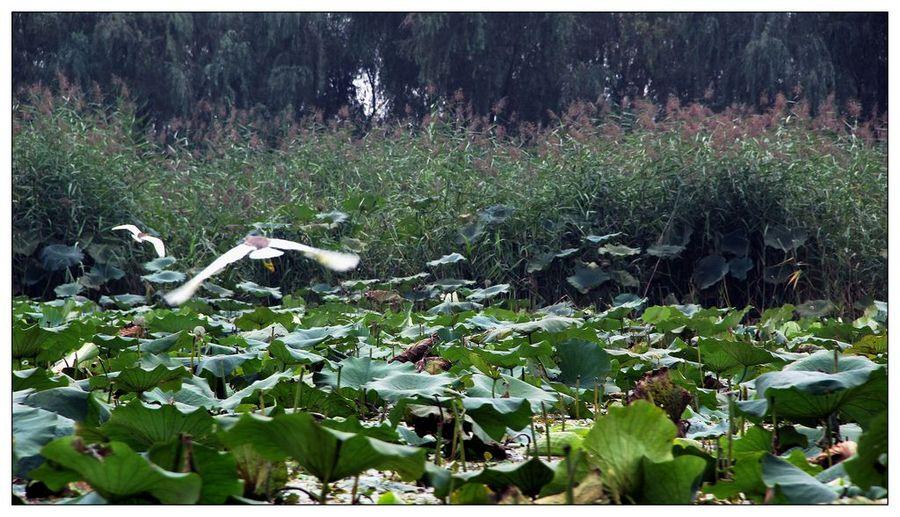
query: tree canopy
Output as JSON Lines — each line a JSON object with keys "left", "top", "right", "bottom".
{"left": 13, "top": 12, "right": 886, "bottom": 123}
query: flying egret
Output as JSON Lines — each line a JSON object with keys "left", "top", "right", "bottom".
{"left": 164, "top": 235, "right": 360, "bottom": 306}
{"left": 113, "top": 225, "right": 166, "bottom": 258}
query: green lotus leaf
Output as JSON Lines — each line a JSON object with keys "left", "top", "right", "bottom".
{"left": 584, "top": 232, "right": 623, "bottom": 244}
{"left": 99, "top": 293, "right": 147, "bottom": 308}
{"left": 727, "top": 256, "right": 753, "bottom": 280}
{"left": 427, "top": 252, "right": 466, "bottom": 267}
{"left": 582, "top": 401, "right": 676, "bottom": 499}
{"left": 31, "top": 436, "right": 201, "bottom": 504}
{"left": 82, "top": 262, "right": 125, "bottom": 287}
{"left": 364, "top": 371, "right": 455, "bottom": 402}
{"left": 761, "top": 454, "right": 837, "bottom": 504}
{"left": 764, "top": 226, "right": 807, "bottom": 252}
{"left": 115, "top": 363, "right": 189, "bottom": 393}
{"left": 640, "top": 455, "right": 707, "bottom": 503}
{"left": 40, "top": 244, "right": 84, "bottom": 271}
{"left": 13, "top": 403, "right": 74, "bottom": 478}
{"left": 54, "top": 281, "right": 84, "bottom": 298}
{"left": 720, "top": 229, "right": 750, "bottom": 256}
{"left": 466, "top": 284, "right": 510, "bottom": 302}
{"left": 148, "top": 439, "right": 243, "bottom": 504}
{"left": 843, "top": 410, "right": 887, "bottom": 490}
{"left": 141, "top": 270, "right": 186, "bottom": 284}
{"left": 99, "top": 400, "right": 216, "bottom": 450}
{"left": 692, "top": 255, "right": 729, "bottom": 289}
{"left": 221, "top": 412, "right": 425, "bottom": 484}
{"left": 458, "top": 396, "right": 533, "bottom": 442}
{"left": 467, "top": 373, "right": 561, "bottom": 412}
{"left": 235, "top": 281, "right": 282, "bottom": 299}
{"left": 598, "top": 243, "right": 641, "bottom": 257}
{"left": 646, "top": 243, "right": 685, "bottom": 259}
{"left": 143, "top": 256, "right": 177, "bottom": 272}
{"left": 556, "top": 339, "right": 611, "bottom": 387}
{"left": 314, "top": 357, "right": 415, "bottom": 390}
{"left": 740, "top": 351, "right": 887, "bottom": 427}
{"left": 566, "top": 265, "right": 611, "bottom": 294}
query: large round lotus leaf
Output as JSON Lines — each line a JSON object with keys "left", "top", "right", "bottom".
{"left": 13, "top": 403, "right": 74, "bottom": 478}
{"left": 236, "top": 281, "right": 282, "bottom": 299}
{"left": 427, "top": 252, "right": 466, "bottom": 267}
{"left": 526, "top": 251, "right": 557, "bottom": 273}
{"left": 646, "top": 244, "right": 685, "bottom": 259}
{"left": 364, "top": 371, "right": 455, "bottom": 402}
{"left": 147, "top": 440, "right": 243, "bottom": 504}
{"left": 268, "top": 341, "right": 326, "bottom": 365}
{"left": 728, "top": 256, "right": 754, "bottom": 280}
{"left": 233, "top": 306, "right": 293, "bottom": 331}
{"left": 141, "top": 270, "right": 186, "bottom": 284}
{"left": 221, "top": 412, "right": 426, "bottom": 483}
{"left": 720, "top": 229, "right": 750, "bottom": 256}
{"left": 747, "top": 351, "right": 886, "bottom": 426}
{"left": 566, "top": 266, "right": 611, "bottom": 294}
{"left": 843, "top": 411, "right": 887, "bottom": 490}
{"left": 584, "top": 232, "right": 623, "bottom": 244}
{"left": 196, "top": 352, "right": 260, "bottom": 378}
{"left": 760, "top": 454, "right": 837, "bottom": 504}
{"left": 40, "top": 244, "right": 84, "bottom": 271}
{"left": 99, "top": 293, "right": 147, "bottom": 308}
{"left": 54, "top": 282, "right": 83, "bottom": 298}
{"left": 676, "top": 337, "right": 780, "bottom": 374}
{"left": 143, "top": 256, "right": 177, "bottom": 272}
{"left": 466, "top": 284, "right": 510, "bottom": 302}
{"left": 30, "top": 436, "right": 202, "bottom": 503}
{"left": 556, "top": 339, "right": 611, "bottom": 387}
{"left": 640, "top": 455, "right": 707, "bottom": 504}
{"left": 582, "top": 401, "right": 676, "bottom": 499}
{"left": 467, "top": 373, "right": 560, "bottom": 411}
{"left": 457, "top": 397, "right": 533, "bottom": 441}
{"left": 82, "top": 262, "right": 125, "bottom": 288}
{"left": 764, "top": 226, "right": 807, "bottom": 252}
{"left": 598, "top": 243, "right": 641, "bottom": 257}
{"left": 314, "top": 357, "right": 415, "bottom": 390}
{"left": 459, "top": 456, "right": 555, "bottom": 498}
{"left": 99, "top": 401, "right": 216, "bottom": 450}
{"left": 692, "top": 255, "right": 729, "bottom": 289}
{"left": 115, "top": 364, "right": 189, "bottom": 393}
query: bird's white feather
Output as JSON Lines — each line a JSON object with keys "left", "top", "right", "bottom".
{"left": 113, "top": 224, "right": 142, "bottom": 238}
{"left": 164, "top": 244, "right": 254, "bottom": 305}
{"left": 268, "top": 238, "right": 360, "bottom": 272}
{"left": 249, "top": 247, "right": 284, "bottom": 259}
{"left": 141, "top": 235, "right": 167, "bottom": 258}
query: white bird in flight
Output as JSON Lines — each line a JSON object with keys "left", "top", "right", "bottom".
{"left": 164, "top": 235, "right": 360, "bottom": 306}
{"left": 113, "top": 225, "right": 166, "bottom": 258}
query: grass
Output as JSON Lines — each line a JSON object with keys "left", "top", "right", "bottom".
{"left": 12, "top": 83, "right": 887, "bottom": 311}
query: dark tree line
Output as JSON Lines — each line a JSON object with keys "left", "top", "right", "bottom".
{"left": 13, "top": 12, "right": 887, "bottom": 124}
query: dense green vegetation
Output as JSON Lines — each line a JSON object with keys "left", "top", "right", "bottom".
{"left": 14, "top": 13, "right": 887, "bottom": 123}
{"left": 12, "top": 282, "right": 887, "bottom": 504}
{"left": 13, "top": 83, "right": 886, "bottom": 310}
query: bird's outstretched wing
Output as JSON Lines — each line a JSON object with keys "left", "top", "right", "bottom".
{"left": 268, "top": 238, "right": 360, "bottom": 272}
{"left": 112, "top": 224, "right": 141, "bottom": 238}
{"left": 248, "top": 247, "right": 284, "bottom": 259}
{"left": 164, "top": 243, "right": 254, "bottom": 305}
{"left": 141, "top": 235, "right": 167, "bottom": 258}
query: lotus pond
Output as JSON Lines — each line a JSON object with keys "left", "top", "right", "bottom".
{"left": 11, "top": 275, "right": 888, "bottom": 504}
